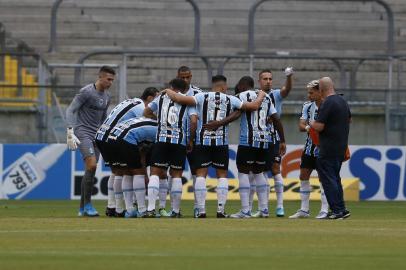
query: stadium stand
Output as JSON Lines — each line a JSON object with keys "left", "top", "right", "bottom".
{"left": 0, "top": 0, "right": 406, "bottom": 143}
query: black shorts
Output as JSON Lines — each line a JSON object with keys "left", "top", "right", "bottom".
{"left": 187, "top": 147, "right": 198, "bottom": 173}
{"left": 265, "top": 143, "right": 277, "bottom": 171}
{"left": 96, "top": 139, "right": 142, "bottom": 169}
{"left": 95, "top": 139, "right": 114, "bottom": 166}
{"left": 192, "top": 145, "right": 229, "bottom": 170}
{"left": 150, "top": 142, "right": 187, "bottom": 170}
{"left": 139, "top": 142, "right": 154, "bottom": 167}
{"left": 300, "top": 152, "right": 317, "bottom": 170}
{"left": 236, "top": 145, "right": 270, "bottom": 173}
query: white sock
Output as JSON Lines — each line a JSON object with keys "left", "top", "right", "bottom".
{"left": 254, "top": 173, "right": 268, "bottom": 211}
{"left": 320, "top": 184, "right": 329, "bottom": 213}
{"left": 114, "top": 176, "right": 124, "bottom": 213}
{"left": 217, "top": 178, "right": 228, "bottom": 213}
{"left": 263, "top": 172, "right": 270, "bottom": 205}
{"left": 300, "top": 180, "right": 311, "bottom": 212}
{"left": 107, "top": 174, "right": 115, "bottom": 208}
{"left": 159, "top": 178, "right": 169, "bottom": 209}
{"left": 192, "top": 175, "right": 198, "bottom": 209}
{"left": 195, "top": 176, "right": 207, "bottom": 213}
{"left": 147, "top": 175, "right": 159, "bottom": 211}
{"left": 133, "top": 175, "right": 146, "bottom": 213}
{"left": 122, "top": 175, "right": 134, "bottom": 212}
{"left": 274, "top": 174, "right": 284, "bottom": 208}
{"left": 238, "top": 173, "right": 250, "bottom": 213}
{"left": 248, "top": 173, "right": 256, "bottom": 212}
{"left": 171, "top": 178, "right": 183, "bottom": 213}
{"left": 168, "top": 176, "right": 173, "bottom": 210}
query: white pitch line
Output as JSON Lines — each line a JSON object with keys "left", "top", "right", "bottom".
{"left": 0, "top": 228, "right": 145, "bottom": 234}
{"left": 0, "top": 250, "right": 174, "bottom": 257}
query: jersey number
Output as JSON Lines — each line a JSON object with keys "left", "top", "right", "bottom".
{"left": 253, "top": 108, "right": 267, "bottom": 129}
{"left": 166, "top": 106, "right": 179, "bottom": 125}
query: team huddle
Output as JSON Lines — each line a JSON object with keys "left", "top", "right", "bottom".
{"left": 66, "top": 65, "right": 333, "bottom": 219}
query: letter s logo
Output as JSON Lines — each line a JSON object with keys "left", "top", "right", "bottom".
{"left": 349, "top": 148, "right": 381, "bottom": 200}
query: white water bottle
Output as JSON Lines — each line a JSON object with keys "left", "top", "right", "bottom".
{"left": 0, "top": 144, "right": 66, "bottom": 199}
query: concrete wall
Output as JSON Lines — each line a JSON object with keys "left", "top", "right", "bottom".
{"left": 0, "top": 109, "right": 39, "bottom": 143}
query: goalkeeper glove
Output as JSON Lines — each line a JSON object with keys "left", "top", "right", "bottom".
{"left": 67, "top": 127, "right": 81, "bottom": 150}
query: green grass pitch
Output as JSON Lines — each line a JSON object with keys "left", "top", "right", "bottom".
{"left": 0, "top": 200, "right": 405, "bottom": 270}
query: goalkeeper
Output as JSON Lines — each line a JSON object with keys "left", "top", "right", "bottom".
{"left": 66, "top": 66, "right": 115, "bottom": 217}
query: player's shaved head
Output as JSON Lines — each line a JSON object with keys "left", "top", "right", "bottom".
{"left": 319, "top": 77, "right": 335, "bottom": 98}
{"left": 177, "top": 66, "right": 191, "bottom": 73}
{"left": 177, "top": 66, "right": 192, "bottom": 88}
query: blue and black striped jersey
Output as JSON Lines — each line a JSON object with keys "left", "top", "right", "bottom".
{"left": 192, "top": 91, "right": 242, "bottom": 146}
{"left": 95, "top": 98, "right": 145, "bottom": 142}
{"left": 238, "top": 90, "right": 277, "bottom": 149}
{"left": 301, "top": 101, "right": 319, "bottom": 157}
{"left": 108, "top": 117, "right": 157, "bottom": 145}
{"left": 148, "top": 93, "right": 194, "bottom": 146}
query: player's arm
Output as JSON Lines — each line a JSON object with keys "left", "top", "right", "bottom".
{"left": 143, "top": 107, "right": 157, "bottom": 120}
{"left": 165, "top": 89, "right": 196, "bottom": 106}
{"left": 299, "top": 103, "right": 310, "bottom": 132}
{"left": 309, "top": 98, "right": 333, "bottom": 132}
{"left": 269, "top": 114, "right": 286, "bottom": 156}
{"left": 66, "top": 94, "right": 86, "bottom": 128}
{"left": 240, "top": 90, "right": 266, "bottom": 111}
{"left": 65, "top": 91, "right": 89, "bottom": 150}
{"left": 203, "top": 110, "right": 242, "bottom": 131}
{"left": 188, "top": 114, "right": 198, "bottom": 153}
{"left": 280, "top": 67, "right": 294, "bottom": 98}
{"left": 310, "top": 121, "right": 324, "bottom": 132}
{"left": 299, "top": 119, "right": 310, "bottom": 132}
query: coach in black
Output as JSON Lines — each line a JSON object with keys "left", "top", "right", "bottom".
{"left": 310, "top": 77, "right": 351, "bottom": 219}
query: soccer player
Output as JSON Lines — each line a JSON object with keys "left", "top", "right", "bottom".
{"left": 227, "top": 77, "right": 285, "bottom": 218}
{"left": 253, "top": 67, "right": 293, "bottom": 217}
{"left": 143, "top": 78, "right": 195, "bottom": 218}
{"left": 103, "top": 117, "right": 158, "bottom": 218}
{"left": 95, "top": 87, "right": 159, "bottom": 217}
{"left": 165, "top": 75, "right": 266, "bottom": 218}
{"left": 177, "top": 65, "right": 202, "bottom": 96}
{"left": 66, "top": 66, "right": 115, "bottom": 217}
{"left": 289, "top": 80, "right": 330, "bottom": 219}
{"left": 176, "top": 65, "right": 202, "bottom": 217}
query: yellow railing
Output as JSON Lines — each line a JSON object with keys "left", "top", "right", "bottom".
{"left": 0, "top": 55, "right": 51, "bottom": 107}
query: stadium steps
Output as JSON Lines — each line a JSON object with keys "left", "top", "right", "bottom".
{"left": 0, "top": 0, "right": 405, "bottom": 105}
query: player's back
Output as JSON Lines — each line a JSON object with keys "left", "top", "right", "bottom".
{"left": 238, "top": 90, "right": 275, "bottom": 149}
{"left": 95, "top": 98, "right": 144, "bottom": 141}
{"left": 149, "top": 93, "right": 191, "bottom": 146}
{"left": 109, "top": 117, "right": 157, "bottom": 145}
{"left": 194, "top": 91, "right": 241, "bottom": 146}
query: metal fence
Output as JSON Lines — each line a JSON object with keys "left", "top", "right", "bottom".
{"left": 2, "top": 0, "right": 406, "bottom": 143}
